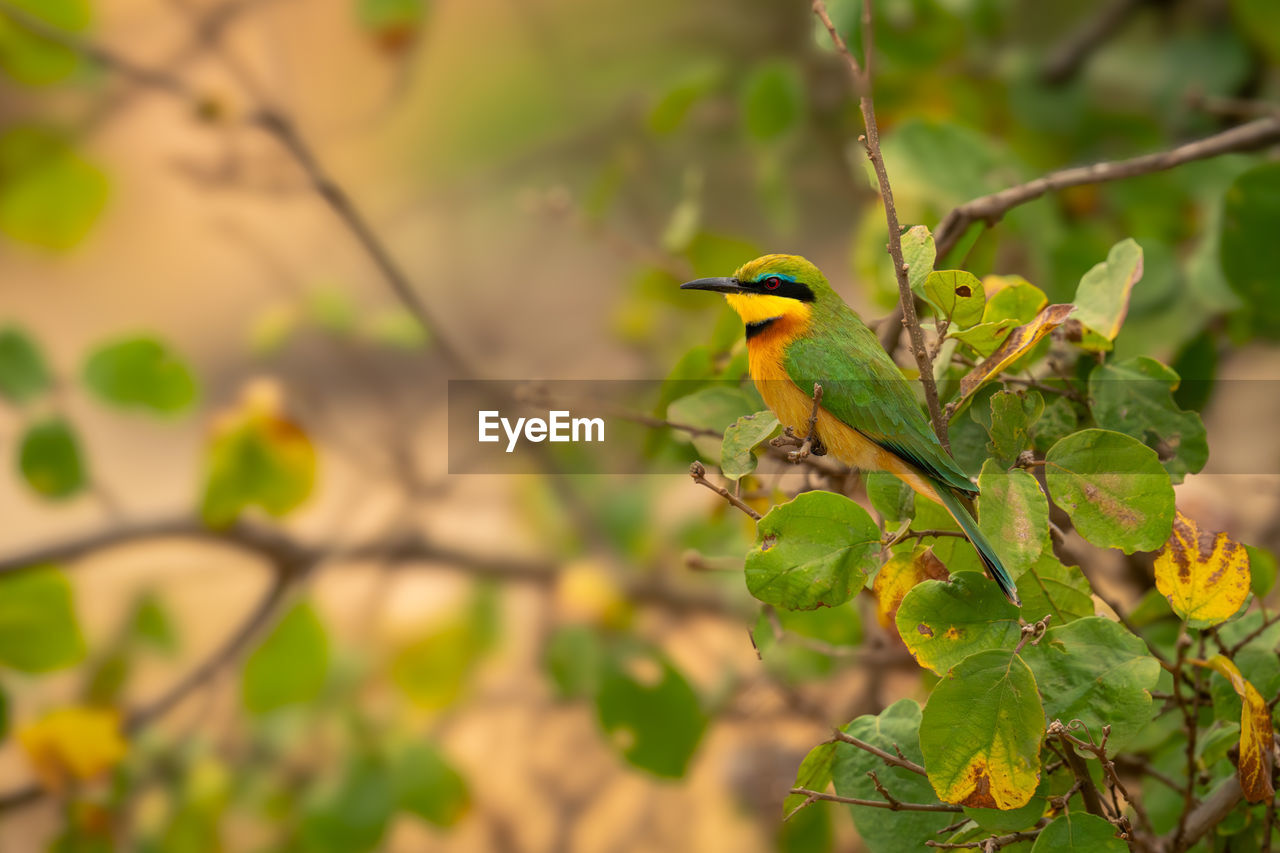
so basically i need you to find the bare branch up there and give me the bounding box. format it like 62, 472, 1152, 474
832, 729, 928, 776
788, 787, 961, 813
689, 461, 762, 521
933, 116, 1280, 259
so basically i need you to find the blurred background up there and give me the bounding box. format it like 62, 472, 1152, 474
1, 0, 1279, 850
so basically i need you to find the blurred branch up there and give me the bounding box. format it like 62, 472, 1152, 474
932, 116, 1280, 259
1040, 0, 1148, 85
1165, 777, 1244, 853
0, 0, 475, 378
811, 0, 949, 448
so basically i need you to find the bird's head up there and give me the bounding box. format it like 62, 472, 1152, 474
680, 254, 829, 326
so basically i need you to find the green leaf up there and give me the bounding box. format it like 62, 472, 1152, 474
977, 461, 1048, 577
83, 337, 198, 415
865, 470, 914, 524
949, 319, 1020, 357
360, 308, 429, 350
0, 125, 108, 250
1088, 356, 1207, 483
0, 0, 91, 85
0, 566, 85, 672
1072, 238, 1143, 343
964, 774, 1050, 833
200, 392, 316, 527
0, 685, 7, 740
981, 277, 1046, 325
667, 385, 762, 459
1231, 0, 1280, 62
391, 619, 478, 710
241, 600, 329, 713
300, 755, 394, 853
394, 742, 470, 828
924, 270, 985, 328
543, 624, 605, 700
920, 650, 1043, 809
18, 417, 86, 500
784, 741, 836, 816
1044, 429, 1175, 553
720, 410, 779, 480
746, 491, 882, 610
1030, 813, 1126, 852
896, 573, 1022, 676
0, 325, 50, 403
129, 591, 177, 653
1015, 553, 1094, 625
647, 64, 722, 136
1245, 544, 1276, 598
1022, 616, 1160, 751
981, 390, 1043, 469
1031, 397, 1080, 455
740, 60, 804, 143
595, 647, 707, 778
831, 699, 954, 853
1221, 162, 1280, 340
901, 226, 936, 297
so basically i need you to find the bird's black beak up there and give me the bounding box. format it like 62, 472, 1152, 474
680, 276, 745, 294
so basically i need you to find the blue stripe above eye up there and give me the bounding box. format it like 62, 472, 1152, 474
756, 273, 796, 283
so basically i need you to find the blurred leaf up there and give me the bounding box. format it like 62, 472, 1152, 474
18, 417, 86, 500
595, 647, 706, 778
661, 167, 702, 253
783, 741, 835, 816
129, 591, 177, 654
0, 125, 107, 249
720, 410, 779, 480
543, 624, 605, 700
0, 0, 91, 85
18, 707, 126, 793
83, 337, 198, 415
896, 573, 1021, 676
1231, 0, 1280, 63
361, 308, 429, 349
356, 0, 427, 53
1044, 429, 1174, 553
739, 60, 804, 143
1187, 655, 1275, 804
554, 560, 632, 630
924, 270, 984, 328
1245, 544, 1276, 598
1153, 511, 1250, 629
746, 491, 881, 610
1169, 328, 1217, 413
667, 385, 762, 459
1022, 617, 1160, 750
391, 619, 476, 711
394, 742, 470, 827
300, 754, 394, 853
878, 120, 1008, 214
307, 287, 357, 334
957, 304, 1074, 401
1015, 553, 1094, 626
1071, 239, 1143, 344
0, 687, 6, 740
920, 650, 1042, 809
1089, 356, 1207, 483
1030, 813, 1125, 852
200, 384, 317, 527
1221, 162, 1280, 340
647, 63, 721, 136
682, 232, 762, 279
241, 600, 329, 714
872, 547, 948, 633
777, 793, 831, 853
0, 566, 85, 672
864, 469, 914, 524
832, 699, 953, 853
0, 325, 50, 403
977, 461, 1048, 577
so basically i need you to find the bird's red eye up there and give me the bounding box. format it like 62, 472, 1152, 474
764, 276, 781, 290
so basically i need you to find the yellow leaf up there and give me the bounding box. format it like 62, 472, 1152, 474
555, 560, 633, 630
958, 303, 1075, 401
1189, 655, 1276, 804
873, 547, 948, 632
1154, 511, 1251, 627
18, 707, 127, 792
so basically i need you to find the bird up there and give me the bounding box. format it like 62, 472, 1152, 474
680, 253, 1020, 606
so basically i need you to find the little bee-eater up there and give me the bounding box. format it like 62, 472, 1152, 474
682, 254, 1020, 606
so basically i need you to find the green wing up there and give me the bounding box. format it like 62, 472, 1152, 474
782, 315, 975, 495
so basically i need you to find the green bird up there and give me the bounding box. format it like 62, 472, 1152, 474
681, 254, 1020, 606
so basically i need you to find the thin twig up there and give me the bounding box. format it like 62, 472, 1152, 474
811, 0, 948, 447
925, 827, 1044, 850
832, 729, 928, 776
788, 787, 960, 813
933, 116, 1280, 259
689, 462, 762, 521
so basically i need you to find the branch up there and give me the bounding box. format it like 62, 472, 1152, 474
689, 461, 762, 521
833, 729, 928, 776
1040, 0, 1146, 85
926, 827, 1044, 850
769, 383, 827, 462
1165, 777, 1244, 852
811, 0, 948, 448
933, 116, 1280, 259
788, 787, 961, 813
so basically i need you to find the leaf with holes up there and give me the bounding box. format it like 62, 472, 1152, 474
1022, 616, 1160, 750
924, 270, 984, 328
1154, 511, 1250, 628
896, 573, 1022, 676
920, 650, 1043, 809
1044, 429, 1174, 553
595, 646, 707, 778
1189, 655, 1275, 803
977, 461, 1048, 578
745, 491, 882, 610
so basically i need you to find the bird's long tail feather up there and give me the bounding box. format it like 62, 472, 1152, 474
932, 486, 1021, 607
